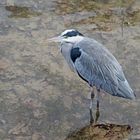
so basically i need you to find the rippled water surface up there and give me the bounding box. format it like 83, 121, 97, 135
0, 0, 140, 139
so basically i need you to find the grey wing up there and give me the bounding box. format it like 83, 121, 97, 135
74, 49, 118, 95
73, 39, 135, 99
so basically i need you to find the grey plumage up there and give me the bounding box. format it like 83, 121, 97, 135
49, 29, 136, 100
61, 37, 135, 100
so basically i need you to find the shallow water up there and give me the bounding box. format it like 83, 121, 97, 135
0, 0, 140, 139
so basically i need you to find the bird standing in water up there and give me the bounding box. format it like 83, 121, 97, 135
49, 29, 136, 123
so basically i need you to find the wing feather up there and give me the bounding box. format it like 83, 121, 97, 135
74, 49, 118, 95
72, 38, 135, 99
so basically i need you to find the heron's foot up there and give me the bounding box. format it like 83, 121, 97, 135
89, 109, 94, 124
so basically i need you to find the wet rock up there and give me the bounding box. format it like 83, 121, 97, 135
66, 123, 132, 140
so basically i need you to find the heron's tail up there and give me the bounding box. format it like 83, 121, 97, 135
117, 80, 136, 100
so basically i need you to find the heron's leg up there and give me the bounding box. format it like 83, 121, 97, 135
95, 88, 100, 123
89, 87, 94, 124
89, 109, 94, 124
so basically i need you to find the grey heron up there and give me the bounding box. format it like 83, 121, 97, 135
49, 29, 136, 123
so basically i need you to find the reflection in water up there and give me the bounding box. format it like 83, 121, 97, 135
66, 123, 132, 140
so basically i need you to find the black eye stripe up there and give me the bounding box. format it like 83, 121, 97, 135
63, 30, 83, 37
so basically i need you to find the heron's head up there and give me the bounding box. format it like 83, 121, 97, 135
48, 29, 84, 43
